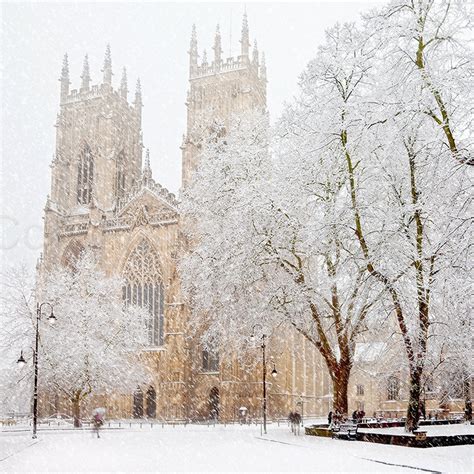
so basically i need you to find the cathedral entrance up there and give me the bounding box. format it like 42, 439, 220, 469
146, 386, 156, 418
209, 387, 219, 420
133, 388, 144, 418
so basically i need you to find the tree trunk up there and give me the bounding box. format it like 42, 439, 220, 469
405, 369, 422, 432
72, 396, 82, 428
332, 367, 350, 416
463, 375, 472, 422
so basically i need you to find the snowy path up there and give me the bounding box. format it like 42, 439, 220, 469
0, 425, 472, 472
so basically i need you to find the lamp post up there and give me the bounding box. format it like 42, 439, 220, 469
17, 302, 56, 439
251, 326, 277, 435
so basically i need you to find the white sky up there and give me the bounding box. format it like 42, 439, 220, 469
1, 1, 382, 269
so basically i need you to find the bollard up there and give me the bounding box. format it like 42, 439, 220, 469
140, 422, 142, 429
151, 423, 153, 429
119, 422, 121, 428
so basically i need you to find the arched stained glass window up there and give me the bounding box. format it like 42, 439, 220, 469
387, 375, 400, 401
122, 239, 164, 346
77, 143, 94, 204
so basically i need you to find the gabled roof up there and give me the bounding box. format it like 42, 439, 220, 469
117, 178, 178, 218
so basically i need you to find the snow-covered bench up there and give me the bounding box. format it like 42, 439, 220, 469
332, 422, 358, 440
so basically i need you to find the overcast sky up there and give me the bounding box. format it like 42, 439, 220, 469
1, 1, 382, 269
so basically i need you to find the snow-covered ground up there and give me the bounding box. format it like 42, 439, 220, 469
0, 424, 472, 472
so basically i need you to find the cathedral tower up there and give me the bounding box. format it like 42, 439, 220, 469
50, 46, 143, 214
181, 13, 267, 187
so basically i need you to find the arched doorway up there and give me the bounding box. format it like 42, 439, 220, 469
146, 386, 156, 418
133, 388, 144, 418
209, 387, 219, 420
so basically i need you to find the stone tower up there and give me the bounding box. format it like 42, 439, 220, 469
181, 13, 267, 187
43, 47, 143, 271
50, 47, 143, 213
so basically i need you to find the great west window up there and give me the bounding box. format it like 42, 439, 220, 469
123, 239, 164, 346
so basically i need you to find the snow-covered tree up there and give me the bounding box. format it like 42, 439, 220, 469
279, 4, 472, 432
365, 0, 473, 165
1, 251, 151, 427
0, 265, 36, 416
41, 250, 151, 426
180, 109, 385, 415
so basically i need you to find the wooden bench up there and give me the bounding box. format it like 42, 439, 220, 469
332, 422, 358, 440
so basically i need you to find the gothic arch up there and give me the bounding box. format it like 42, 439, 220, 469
61, 239, 85, 271
209, 387, 220, 420
77, 142, 94, 204
133, 387, 144, 418
122, 236, 164, 346
146, 386, 157, 418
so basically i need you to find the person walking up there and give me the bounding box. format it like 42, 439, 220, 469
92, 408, 105, 438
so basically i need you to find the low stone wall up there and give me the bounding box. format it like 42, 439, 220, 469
305, 425, 332, 437
357, 432, 474, 448
305, 421, 473, 448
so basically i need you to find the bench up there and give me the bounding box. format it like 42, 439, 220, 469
332, 422, 358, 440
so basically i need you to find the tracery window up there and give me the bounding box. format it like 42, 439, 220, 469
122, 239, 164, 346
202, 349, 219, 372
77, 143, 94, 204
387, 376, 400, 401
115, 150, 126, 199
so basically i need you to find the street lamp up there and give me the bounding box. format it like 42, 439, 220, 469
250, 325, 277, 435
17, 302, 56, 439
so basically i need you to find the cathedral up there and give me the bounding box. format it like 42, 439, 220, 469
37, 15, 454, 423
37, 15, 331, 422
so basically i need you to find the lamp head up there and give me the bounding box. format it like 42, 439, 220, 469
48, 310, 57, 326
271, 368, 278, 378
17, 351, 26, 368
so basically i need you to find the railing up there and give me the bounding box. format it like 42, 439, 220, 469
60, 222, 89, 236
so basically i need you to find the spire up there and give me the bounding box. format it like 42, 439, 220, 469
252, 40, 259, 66
241, 11, 250, 59
189, 24, 198, 76
80, 54, 91, 91
134, 79, 143, 126
59, 53, 70, 102
213, 24, 222, 70
120, 67, 128, 99
202, 49, 208, 66
260, 52, 267, 82
134, 78, 142, 106
143, 148, 152, 181
102, 44, 112, 86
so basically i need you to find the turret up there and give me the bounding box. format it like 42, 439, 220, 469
252, 40, 259, 67
240, 12, 250, 60
202, 49, 208, 67
80, 54, 91, 92
189, 24, 198, 77
120, 67, 128, 99
134, 78, 143, 126
260, 52, 267, 82
102, 44, 113, 87
143, 148, 152, 182
213, 25, 222, 71
59, 53, 70, 103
